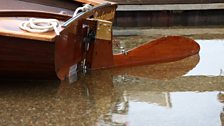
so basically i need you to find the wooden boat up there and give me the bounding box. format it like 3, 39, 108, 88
0, 0, 117, 79
0, 0, 199, 80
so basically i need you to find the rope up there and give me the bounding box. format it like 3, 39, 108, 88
73, 4, 93, 17
19, 4, 92, 35
19, 18, 60, 35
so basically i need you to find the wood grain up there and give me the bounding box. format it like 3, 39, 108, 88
0, 1, 117, 80
0, 11, 70, 42
55, 3, 117, 80
0, 35, 56, 79
0, 18, 59, 42
113, 36, 200, 67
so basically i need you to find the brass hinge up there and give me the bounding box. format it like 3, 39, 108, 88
86, 18, 112, 41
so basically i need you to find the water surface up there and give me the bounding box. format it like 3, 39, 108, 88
0, 38, 224, 126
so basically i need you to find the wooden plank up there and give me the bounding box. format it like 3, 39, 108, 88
1, 0, 73, 13
0, 17, 61, 42
0, 35, 56, 79
117, 3, 224, 11
19, 0, 80, 11
113, 9, 224, 27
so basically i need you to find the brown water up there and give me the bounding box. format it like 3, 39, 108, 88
0, 38, 224, 126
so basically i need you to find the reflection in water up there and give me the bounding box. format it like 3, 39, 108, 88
127, 92, 222, 126
95, 40, 224, 126
186, 40, 224, 76
111, 54, 199, 80
0, 40, 224, 125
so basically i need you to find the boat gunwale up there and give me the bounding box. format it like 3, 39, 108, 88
0, 2, 117, 42
0, 11, 71, 42
62, 2, 117, 28
0, 10, 71, 20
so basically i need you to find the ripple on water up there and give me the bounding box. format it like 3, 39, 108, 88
1, 39, 224, 126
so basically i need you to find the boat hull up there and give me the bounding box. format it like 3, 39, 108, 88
0, 2, 117, 80
0, 36, 57, 79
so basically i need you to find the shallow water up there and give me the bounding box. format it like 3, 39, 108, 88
186, 40, 224, 76
1, 38, 224, 126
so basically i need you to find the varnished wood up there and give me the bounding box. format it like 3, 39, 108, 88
1, 0, 74, 15
87, 39, 114, 69
113, 36, 200, 67
0, 11, 70, 20
0, 11, 71, 41
62, 3, 116, 28
0, 17, 60, 42
0, 1, 117, 80
0, 36, 56, 79
86, 36, 200, 70
55, 3, 117, 80
19, 0, 81, 10
0, 1, 201, 80
0, 3, 117, 42
55, 24, 85, 80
